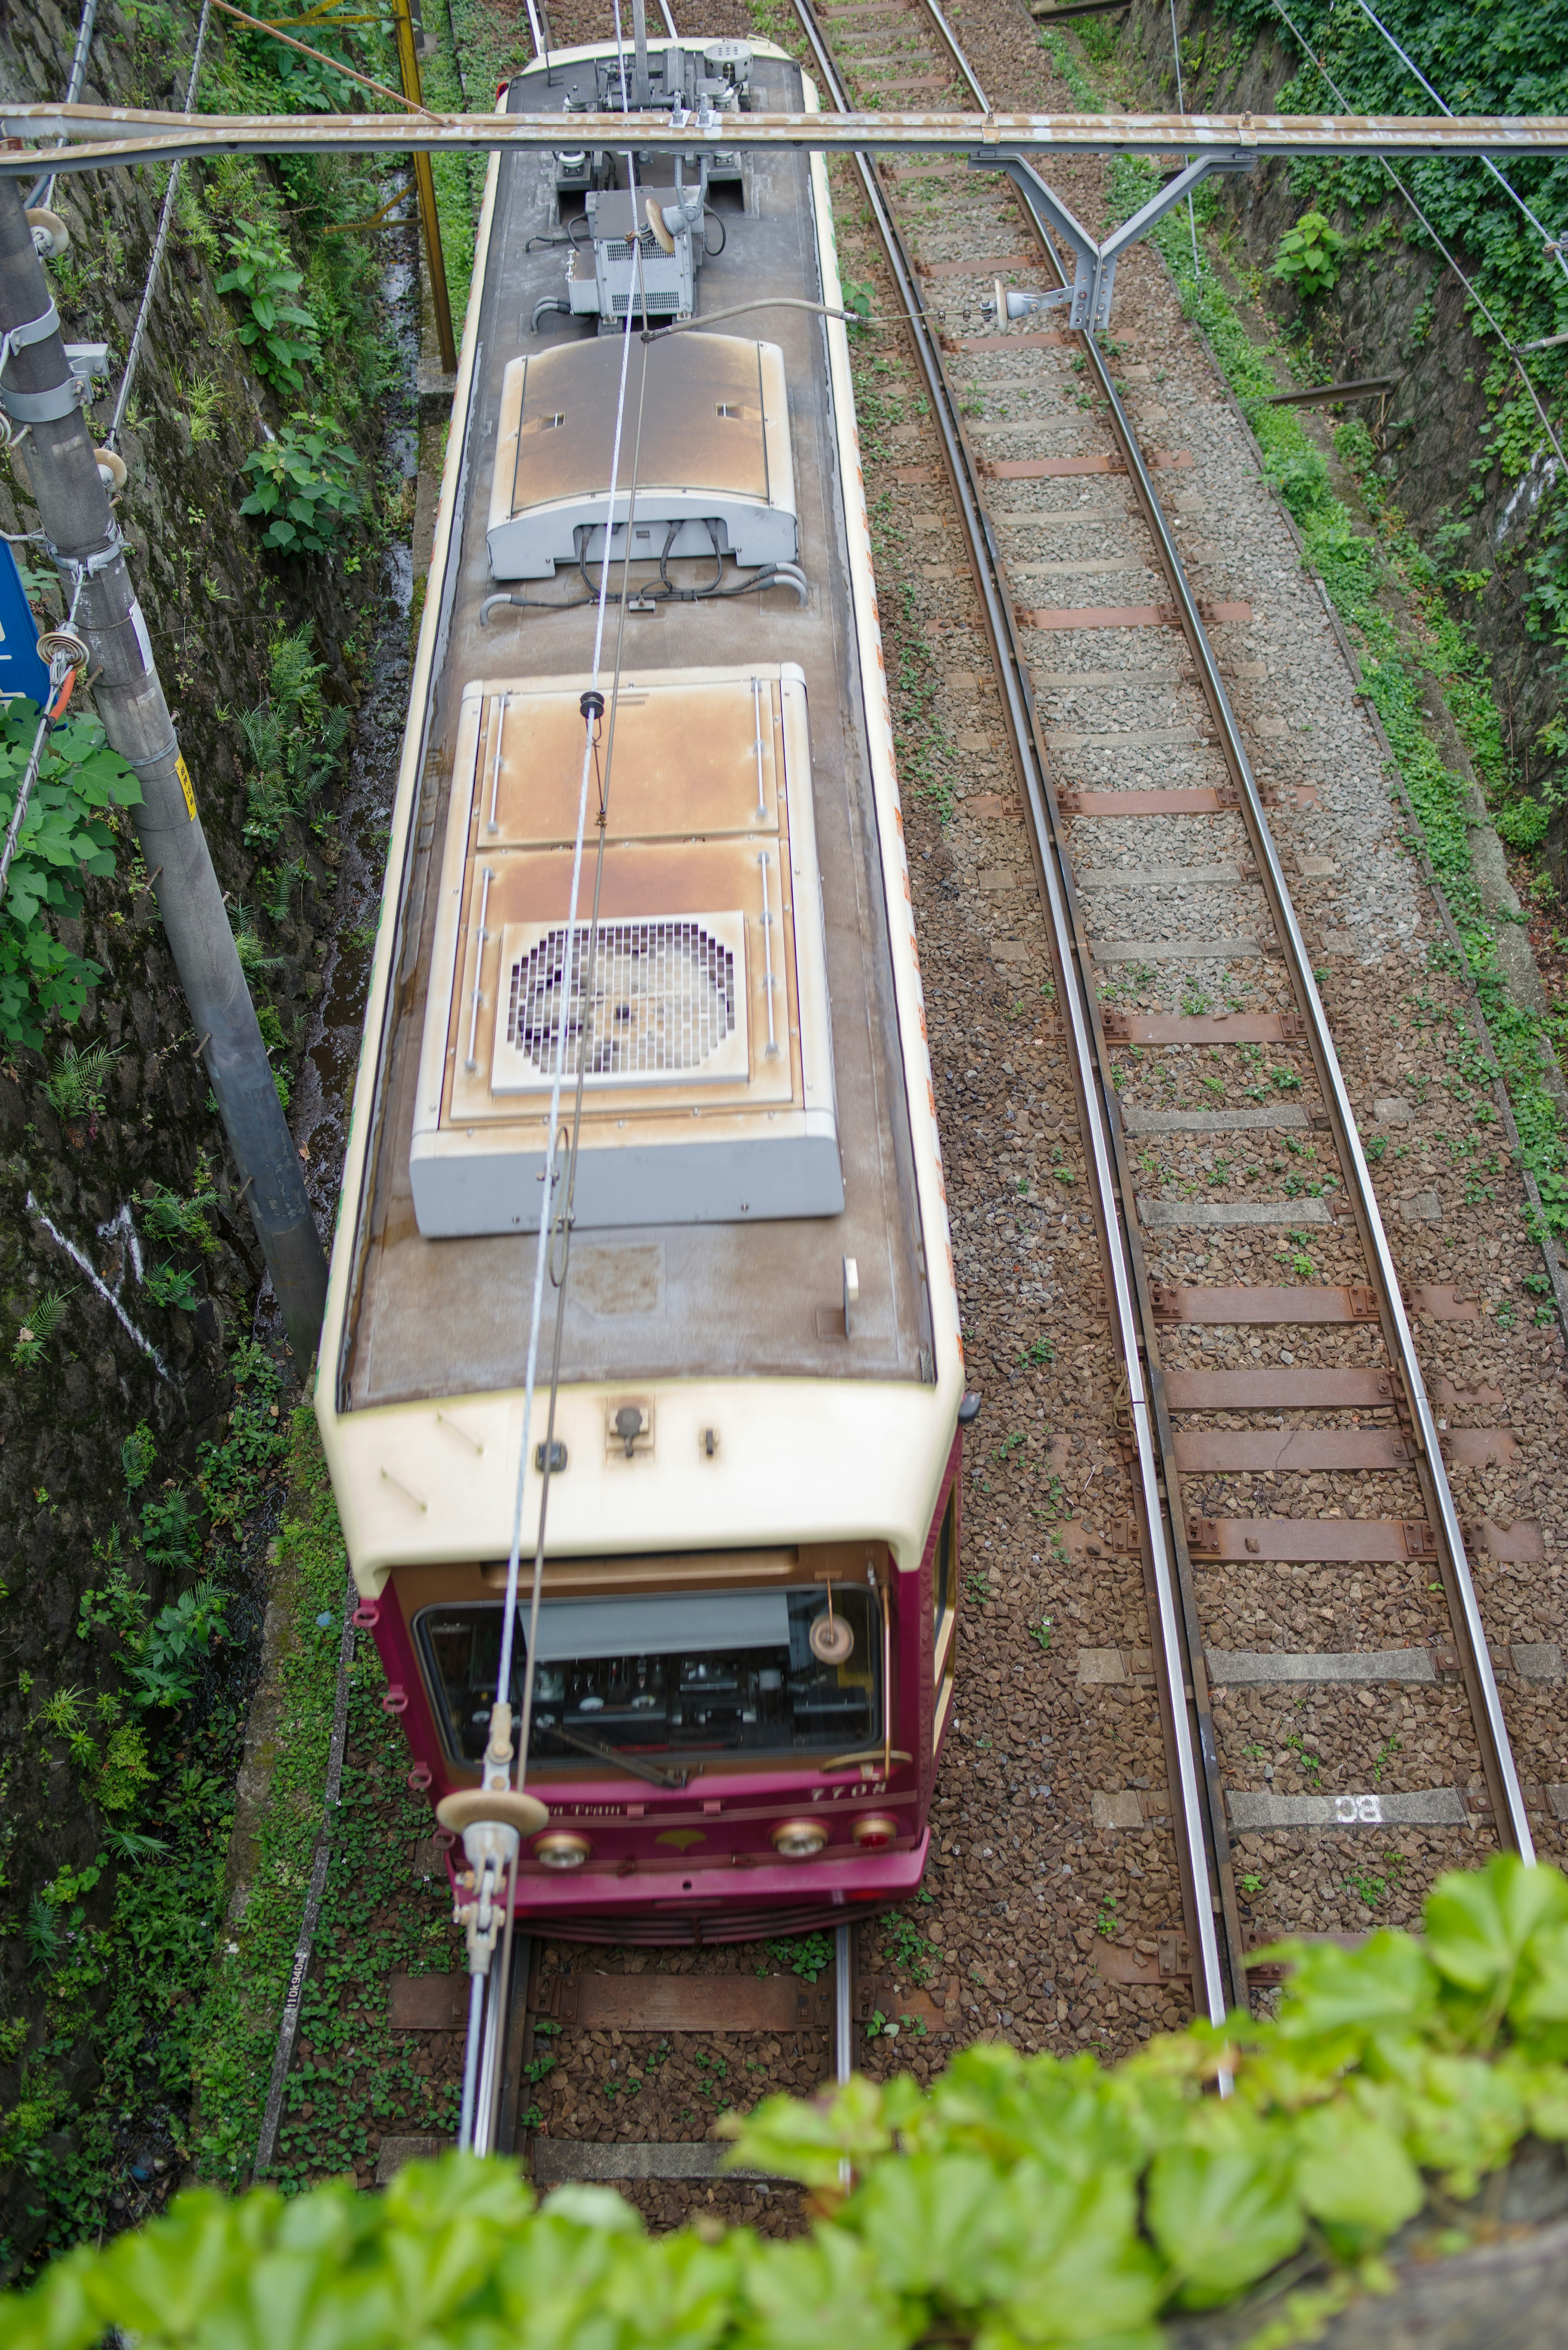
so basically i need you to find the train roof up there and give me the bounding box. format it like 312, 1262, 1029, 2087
331, 42, 941, 1416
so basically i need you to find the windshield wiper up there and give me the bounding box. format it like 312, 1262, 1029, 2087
536, 1720, 690, 1789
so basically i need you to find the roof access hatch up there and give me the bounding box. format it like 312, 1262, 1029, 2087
410, 664, 842, 1236
486, 333, 798, 579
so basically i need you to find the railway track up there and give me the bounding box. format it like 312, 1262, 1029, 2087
788, 0, 1546, 2021
271, 1, 1568, 2207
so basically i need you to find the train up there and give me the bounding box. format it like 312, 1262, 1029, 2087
314, 30, 966, 1943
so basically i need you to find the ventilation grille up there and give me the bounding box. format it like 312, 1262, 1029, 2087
602, 230, 664, 265
611, 289, 682, 314
499, 916, 746, 1089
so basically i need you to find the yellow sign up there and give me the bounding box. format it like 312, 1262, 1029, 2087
176, 752, 197, 821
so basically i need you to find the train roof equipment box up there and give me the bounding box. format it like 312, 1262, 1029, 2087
487, 333, 798, 582
409, 664, 842, 1237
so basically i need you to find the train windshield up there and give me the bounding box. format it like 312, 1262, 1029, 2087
415, 1586, 881, 1768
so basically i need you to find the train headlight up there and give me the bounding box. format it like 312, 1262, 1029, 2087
850, 1814, 899, 1849
771, 1819, 829, 1859
533, 1830, 591, 1871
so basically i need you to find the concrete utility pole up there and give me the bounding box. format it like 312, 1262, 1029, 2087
0, 182, 328, 1355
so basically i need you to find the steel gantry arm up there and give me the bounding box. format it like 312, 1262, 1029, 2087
983, 150, 1254, 330
5, 104, 1568, 177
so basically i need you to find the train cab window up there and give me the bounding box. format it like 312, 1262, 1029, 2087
415, 1585, 882, 1770
930, 1493, 955, 1639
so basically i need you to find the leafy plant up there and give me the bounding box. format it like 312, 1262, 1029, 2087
1271, 209, 1348, 299
184, 373, 224, 445
880, 1910, 939, 1988
0, 705, 141, 1050
140, 1489, 198, 1575
120, 1423, 156, 1492
765, 1930, 835, 1983
239, 421, 363, 557
229, 903, 282, 979
94, 1721, 154, 1813
18, 1858, 1568, 2346
143, 1262, 200, 1313
42, 1039, 120, 1120
198, 1341, 287, 1530
238, 626, 350, 846
140, 1174, 218, 1255
215, 228, 321, 392
12, 1286, 71, 1369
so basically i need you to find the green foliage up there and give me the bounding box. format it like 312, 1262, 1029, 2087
1494, 794, 1552, 848
238, 627, 351, 849
0, 706, 140, 1049
94, 1722, 154, 1813
1036, 24, 1104, 109
143, 1262, 200, 1312
12, 1860, 1568, 2346
766, 1930, 836, 1983
880, 1910, 940, 1988
215, 227, 322, 392
198, 1342, 287, 1531
42, 1040, 119, 1120
1270, 210, 1347, 298
239, 420, 363, 558
11, 1286, 71, 1370
120, 1423, 156, 1492
141, 1173, 218, 1256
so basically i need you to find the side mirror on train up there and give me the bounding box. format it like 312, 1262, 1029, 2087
958, 1391, 982, 1425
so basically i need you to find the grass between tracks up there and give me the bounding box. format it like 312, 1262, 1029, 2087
1100, 153, 1568, 1240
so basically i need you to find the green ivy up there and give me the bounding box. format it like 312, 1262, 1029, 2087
9, 1857, 1568, 2348
0, 704, 141, 1050
1212, 0, 1568, 640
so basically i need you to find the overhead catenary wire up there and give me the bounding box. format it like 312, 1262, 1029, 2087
106, 0, 212, 454
458, 1, 649, 2163
26, 0, 99, 212
1166, 0, 1200, 277
1271, 0, 1567, 470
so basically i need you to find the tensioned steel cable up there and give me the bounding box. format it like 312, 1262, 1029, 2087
460, 7, 652, 2155
106, 0, 212, 454
1270, 0, 1566, 469
1166, 0, 1200, 276
26, 0, 99, 213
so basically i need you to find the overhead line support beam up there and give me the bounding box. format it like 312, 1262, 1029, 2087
6, 105, 1568, 173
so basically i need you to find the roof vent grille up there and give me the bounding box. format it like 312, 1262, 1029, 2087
497, 914, 746, 1091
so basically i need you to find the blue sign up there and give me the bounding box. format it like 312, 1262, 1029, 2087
0, 542, 51, 711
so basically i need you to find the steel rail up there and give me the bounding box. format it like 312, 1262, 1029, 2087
1054, 319, 1535, 1861
791, 0, 1235, 2027
7, 103, 1568, 174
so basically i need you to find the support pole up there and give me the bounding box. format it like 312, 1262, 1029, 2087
389, 0, 458, 375
632, 0, 650, 111
0, 182, 328, 1354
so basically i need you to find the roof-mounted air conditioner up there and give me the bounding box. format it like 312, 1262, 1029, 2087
486, 332, 797, 579
410, 664, 841, 1236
